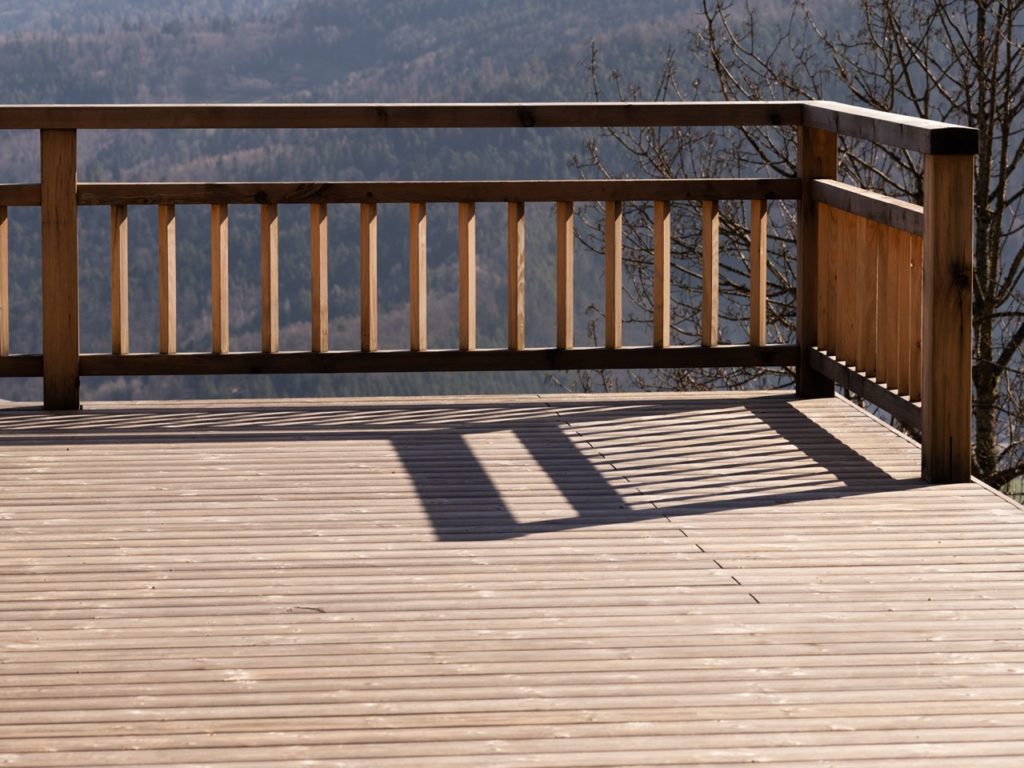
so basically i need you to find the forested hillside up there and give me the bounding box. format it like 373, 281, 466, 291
0, 0, 715, 400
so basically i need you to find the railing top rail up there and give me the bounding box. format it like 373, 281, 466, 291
0, 100, 979, 154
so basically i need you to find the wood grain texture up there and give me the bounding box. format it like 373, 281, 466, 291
896, 227, 912, 396
749, 199, 768, 347
40, 129, 79, 410
810, 179, 923, 236
410, 203, 427, 352
311, 203, 329, 353
261, 204, 279, 354
556, 201, 573, 350
359, 203, 377, 354
158, 205, 177, 355
909, 233, 923, 402
803, 100, 978, 155
459, 202, 476, 352
701, 201, 720, 348
0, 206, 7, 356
604, 201, 622, 350
0, 392, 1018, 768
652, 201, 671, 348
922, 155, 973, 482
0, 183, 40, 206
110, 205, 129, 355
507, 201, 525, 351
210, 204, 229, 354
855, 216, 878, 378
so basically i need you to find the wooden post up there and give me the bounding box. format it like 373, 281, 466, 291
604, 200, 622, 349
312, 202, 329, 352
507, 201, 525, 351
41, 129, 79, 410
210, 203, 229, 354
556, 201, 573, 350
653, 200, 671, 348
922, 154, 973, 483
0, 206, 8, 357
261, 203, 279, 353
110, 205, 129, 355
701, 200, 719, 347
158, 204, 176, 354
360, 202, 377, 353
796, 126, 837, 397
749, 199, 767, 347
459, 202, 476, 351
410, 202, 427, 352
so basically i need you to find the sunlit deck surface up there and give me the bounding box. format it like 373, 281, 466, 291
1, 392, 1023, 767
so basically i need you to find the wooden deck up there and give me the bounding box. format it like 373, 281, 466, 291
1, 392, 1023, 766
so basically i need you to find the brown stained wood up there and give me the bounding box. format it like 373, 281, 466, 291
701, 200, 720, 348
158, 205, 176, 355
604, 201, 622, 350
803, 100, 978, 155
0, 354, 41, 376
459, 202, 476, 352
749, 199, 768, 347
78, 178, 802, 206
311, 203, 329, 353
855, 217, 878, 378
0, 183, 40, 206
909, 233, 923, 402
0, 206, 7, 356
360, 202, 378, 353
653, 201, 671, 348
210, 203, 229, 354
922, 156, 973, 482
556, 201, 574, 350
810, 179, 923, 236
896, 227, 912, 396
260, 204, 279, 354
835, 209, 856, 366
815, 204, 832, 353
109, 205, 129, 355
881, 225, 901, 390
40, 129, 79, 410
410, 203, 427, 352
507, 201, 525, 351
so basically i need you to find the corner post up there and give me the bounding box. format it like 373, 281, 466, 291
40, 129, 80, 410
796, 126, 837, 397
922, 154, 973, 483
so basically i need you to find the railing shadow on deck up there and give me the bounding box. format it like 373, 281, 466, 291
0, 397, 920, 541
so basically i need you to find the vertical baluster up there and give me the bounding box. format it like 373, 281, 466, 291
158, 204, 176, 354
749, 198, 767, 347
0, 206, 9, 356
702, 200, 719, 347
556, 201, 573, 350
261, 203, 279, 353
210, 203, 229, 354
856, 218, 879, 377
909, 232, 923, 402
311, 202, 329, 353
817, 203, 835, 354
507, 201, 525, 351
459, 202, 476, 352
838, 210, 856, 364
604, 200, 622, 350
653, 200, 671, 348
110, 205, 129, 355
875, 227, 892, 388
410, 202, 427, 352
360, 202, 377, 353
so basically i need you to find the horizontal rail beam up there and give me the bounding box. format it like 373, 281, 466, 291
807, 347, 922, 431
0, 354, 43, 377
811, 179, 923, 235
78, 345, 799, 377
76, 178, 802, 206
0, 184, 41, 206
0, 102, 805, 130
803, 101, 977, 155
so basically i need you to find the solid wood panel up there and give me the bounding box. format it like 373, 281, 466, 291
556, 201, 574, 350
210, 203, 229, 354
507, 201, 525, 351
749, 199, 768, 346
604, 200, 622, 350
0, 205, 7, 356
855, 217, 878, 377
40, 129, 79, 410
810, 179, 923, 236
260, 204, 279, 354
409, 202, 427, 352
310, 202, 329, 353
459, 202, 476, 352
653, 200, 671, 348
78, 178, 803, 206
909, 233, 923, 402
109, 204, 129, 355
896, 227, 912, 396
158, 204, 176, 355
701, 200, 720, 348
922, 156, 973, 482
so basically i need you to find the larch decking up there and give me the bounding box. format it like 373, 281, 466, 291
1, 392, 1023, 767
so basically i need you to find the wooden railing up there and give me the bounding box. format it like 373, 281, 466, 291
0, 102, 976, 481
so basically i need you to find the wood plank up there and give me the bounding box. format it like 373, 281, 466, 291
459, 202, 476, 352
507, 201, 525, 351
40, 128, 79, 410
556, 201, 573, 350
311, 202, 329, 353
109, 204, 129, 355
158, 204, 176, 355
0, 182, 40, 206
0, 205, 7, 356
882, 223, 901, 389
804, 100, 978, 155
260, 204, 279, 354
359, 202, 378, 353
896, 226, 912, 395
701, 200, 720, 348
210, 203, 229, 354
806, 348, 921, 430
855, 217, 878, 377
815, 203, 834, 354
409, 202, 427, 352
836, 209, 856, 365
810, 179, 923, 236
653, 200, 671, 348
77, 345, 800, 377
922, 155, 973, 482
77, 178, 803, 206
909, 232, 923, 402
749, 199, 768, 346
604, 200, 622, 350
